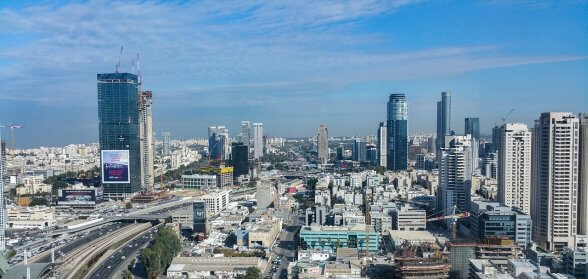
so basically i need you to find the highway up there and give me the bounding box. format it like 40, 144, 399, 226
32, 222, 129, 263
87, 226, 158, 279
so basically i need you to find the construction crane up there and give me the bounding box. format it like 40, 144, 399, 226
115, 46, 123, 73
501, 109, 514, 123
426, 205, 470, 240
0, 123, 25, 158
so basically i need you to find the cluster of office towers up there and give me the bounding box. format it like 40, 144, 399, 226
374, 91, 588, 252
208, 121, 264, 161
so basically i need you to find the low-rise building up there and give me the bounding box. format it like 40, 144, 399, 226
392, 205, 426, 231
299, 224, 379, 254
201, 190, 231, 215
166, 256, 268, 278
7, 206, 55, 229
181, 174, 217, 189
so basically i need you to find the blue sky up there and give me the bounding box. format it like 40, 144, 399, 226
0, 0, 587, 147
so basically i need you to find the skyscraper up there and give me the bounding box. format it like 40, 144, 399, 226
0, 128, 5, 251
231, 142, 249, 179
352, 139, 367, 162
465, 117, 480, 140
497, 123, 532, 215
139, 91, 154, 191
208, 126, 229, 161
317, 124, 329, 164
532, 112, 580, 251
436, 91, 452, 151
162, 132, 171, 156
241, 121, 251, 150
437, 135, 475, 213
253, 123, 264, 159
97, 72, 141, 198
387, 93, 408, 170
577, 113, 588, 235
377, 122, 387, 168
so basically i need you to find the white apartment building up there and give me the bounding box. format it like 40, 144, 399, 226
392, 205, 426, 231
498, 123, 532, 215
201, 190, 231, 215
317, 124, 329, 164
532, 112, 580, 251
253, 123, 263, 159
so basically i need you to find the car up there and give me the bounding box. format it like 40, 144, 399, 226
107, 266, 111, 269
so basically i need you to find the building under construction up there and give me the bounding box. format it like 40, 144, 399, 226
394, 243, 451, 278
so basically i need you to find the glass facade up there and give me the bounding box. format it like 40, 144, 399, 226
231, 142, 249, 178
97, 73, 141, 197
387, 93, 408, 170
465, 117, 480, 140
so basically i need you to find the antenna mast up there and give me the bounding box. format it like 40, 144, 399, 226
137, 53, 142, 85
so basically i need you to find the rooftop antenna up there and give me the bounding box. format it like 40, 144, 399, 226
137, 53, 142, 85
115, 46, 124, 73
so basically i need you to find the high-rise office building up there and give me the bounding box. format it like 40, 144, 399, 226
387, 93, 408, 170
336, 145, 344, 161
436, 91, 452, 151
162, 132, 171, 156
241, 121, 251, 150
497, 123, 532, 215
139, 91, 154, 191
231, 142, 249, 179
352, 139, 367, 163
97, 72, 141, 198
253, 123, 263, 159
577, 113, 588, 235
317, 124, 329, 164
0, 129, 5, 251
532, 112, 580, 251
208, 126, 229, 161
491, 125, 501, 153
437, 135, 475, 213
377, 122, 387, 168
465, 117, 480, 140
482, 152, 498, 179
0, 140, 6, 183
193, 200, 207, 236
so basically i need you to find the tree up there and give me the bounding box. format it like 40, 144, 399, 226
141, 227, 181, 279
244, 266, 261, 279
224, 232, 237, 247
122, 270, 133, 279
30, 197, 48, 206
126, 202, 133, 209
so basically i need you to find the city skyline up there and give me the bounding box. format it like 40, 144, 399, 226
0, 1, 587, 148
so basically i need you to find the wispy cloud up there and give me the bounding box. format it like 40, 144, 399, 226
0, 0, 583, 106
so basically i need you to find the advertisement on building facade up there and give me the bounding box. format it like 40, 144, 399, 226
101, 150, 130, 183
58, 189, 97, 205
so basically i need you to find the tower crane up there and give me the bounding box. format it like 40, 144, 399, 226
426, 205, 470, 240
501, 109, 514, 123
0, 123, 25, 158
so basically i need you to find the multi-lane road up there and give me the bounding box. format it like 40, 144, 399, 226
33, 222, 129, 263
268, 212, 303, 279
88, 226, 158, 279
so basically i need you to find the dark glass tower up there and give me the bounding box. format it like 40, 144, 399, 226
465, 117, 480, 140
387, 94, 408, 170
97, 73, 141, 198
193, 200, 207, 236
231, 142, 249, 178
436, 91, 452, 150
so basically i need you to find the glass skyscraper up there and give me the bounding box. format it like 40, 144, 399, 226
465, 117, 480, 140
387, 93, 408, 170
97, 73, 141, 198
437, 91, 452, 150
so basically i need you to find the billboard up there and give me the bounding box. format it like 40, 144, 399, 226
101, 150, 130, 183
58, 189, 97, 206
